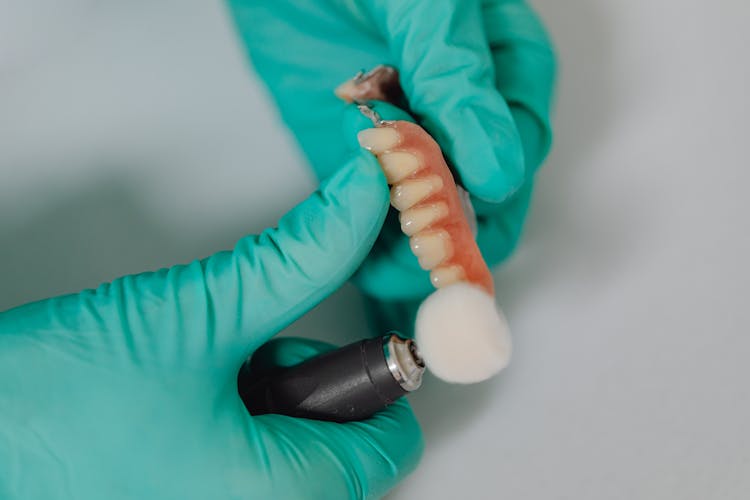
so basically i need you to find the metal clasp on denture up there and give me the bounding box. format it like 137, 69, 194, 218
357, 103, 385, 127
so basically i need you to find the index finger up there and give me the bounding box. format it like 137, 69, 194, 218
368, 0, 526, 203
484, 0, 557, 173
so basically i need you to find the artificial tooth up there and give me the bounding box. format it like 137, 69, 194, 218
399, 202, 449, 236
334, 81, 358, 103
379, 152, 421, 183
390, 175, 443, 211
430, 265, 465, 288
357, 128, 402, 155
410, 230, 452, 270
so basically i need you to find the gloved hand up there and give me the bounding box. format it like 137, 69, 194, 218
227, 0, 557, 323
0, 153, 422, 500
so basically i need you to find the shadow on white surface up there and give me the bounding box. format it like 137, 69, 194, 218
390, 0, 624, 498
418, 0, 621, 454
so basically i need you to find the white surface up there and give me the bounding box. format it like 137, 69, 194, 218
416, 283, 511, 383
1, 1, 749, 499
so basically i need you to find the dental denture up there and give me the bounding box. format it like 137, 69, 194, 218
337, 66, 511, 383
356, 119, 494, 295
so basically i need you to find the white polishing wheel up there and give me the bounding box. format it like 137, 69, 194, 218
415, 283, 512, 384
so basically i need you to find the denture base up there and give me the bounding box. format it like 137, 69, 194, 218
358, 122, 494, 295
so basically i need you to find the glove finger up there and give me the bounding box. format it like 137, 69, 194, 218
471, 105, 542, 219
3, 152, 390, 372
191, 151, 390, 362
369, 0, 525, 202
476, 182, 534, 267
226, 0, 392, 179
484, 0, 557, 173
253, 397, 422, 499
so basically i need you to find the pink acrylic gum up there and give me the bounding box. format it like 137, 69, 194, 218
357, 120, 495, 296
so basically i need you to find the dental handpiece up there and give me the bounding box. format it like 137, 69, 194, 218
238, 334, 425, 423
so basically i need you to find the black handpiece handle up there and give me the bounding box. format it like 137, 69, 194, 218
238, 335, 424, 423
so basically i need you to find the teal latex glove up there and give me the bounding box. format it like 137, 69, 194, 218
0, 153, 422, 500
228, 0, 557, 318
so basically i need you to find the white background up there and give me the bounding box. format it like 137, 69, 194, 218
1, 1, 749, 499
